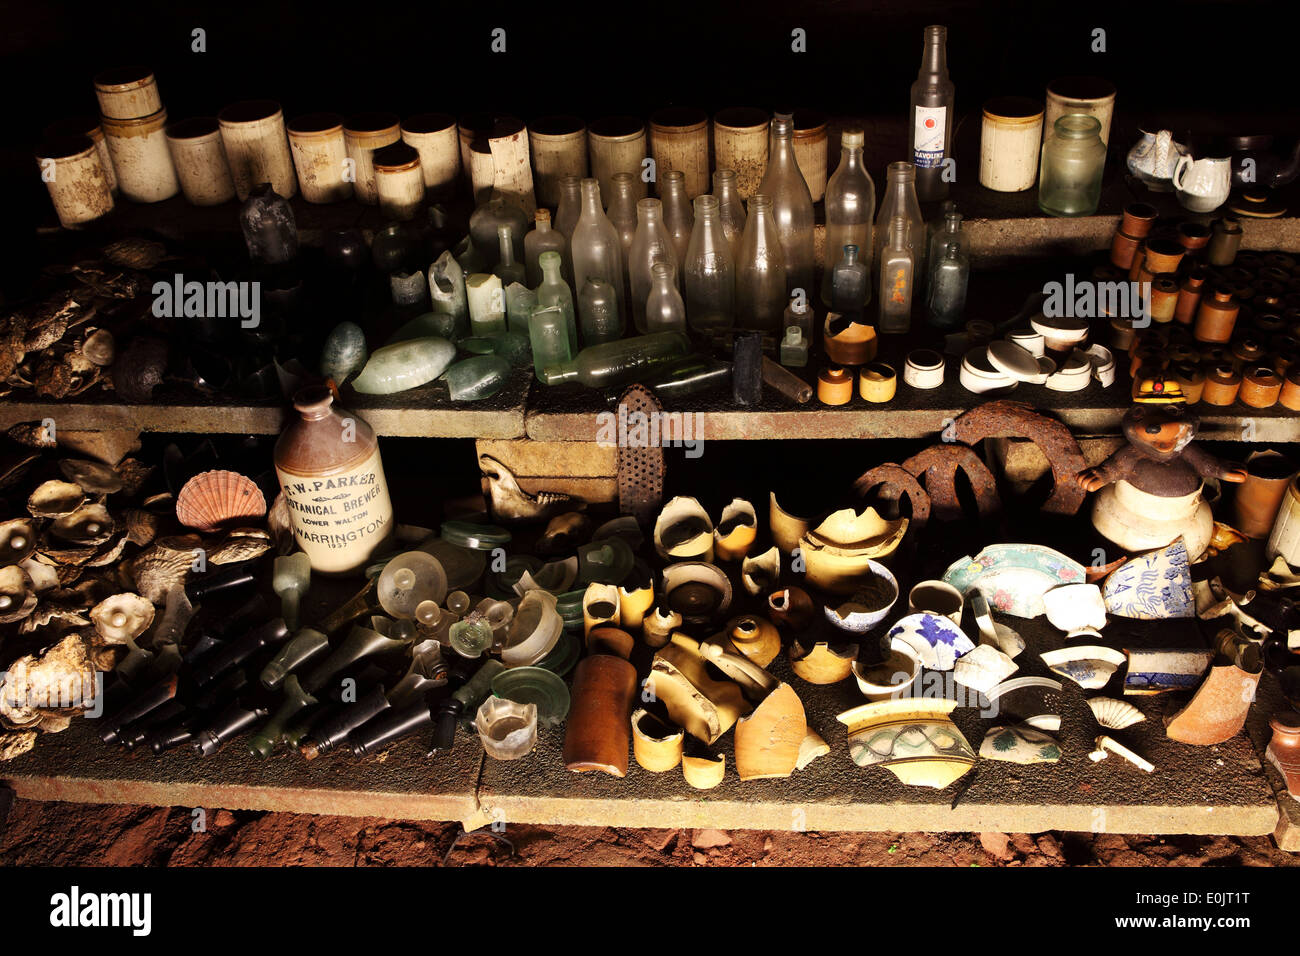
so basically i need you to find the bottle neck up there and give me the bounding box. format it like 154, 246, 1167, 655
541, 258, 561, 282
918, 26, 948, 78
638, 199, 662, 225
498, 231, 514, 264
839, 144, 864, 173
889, 219, 909, 251
581, 181, 603, 217
769, 118, 795, 165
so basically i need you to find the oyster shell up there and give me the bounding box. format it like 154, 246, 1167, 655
0, 517, 37, 564
50, 502, 115, 545
90, 592, 155, 644
80, 328, 115, 366
207, 527, 272, 565
0, 564, 38, 623
27, 479, 86, 517
123, 509, 161, 547
6, 421, 57, 449
111, 336, 168, 404
128, 536, 201, 603
59, 458, 123, 494
0, 634, 96, 727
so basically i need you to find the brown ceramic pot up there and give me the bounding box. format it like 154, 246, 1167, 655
1119, 201, 1157, 238
562, 653, 637, 775
1170, 362, 1206, 403
1268, 712, 1300, 798
1281, 366, 1300, 411
1239, 366, 1283, 409
1176, 221, 1212, 252
1149, 275, 1180, 323
1232, 450, 1297, 537
1165, 663, 1259, 745
1193, 290, 1240, 343
817, 365, 855, 405
1175, 270, 1207, 325
1109, 230, 1142, 270
1200, 364, 1241, 405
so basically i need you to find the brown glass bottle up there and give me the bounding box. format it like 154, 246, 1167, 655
274, 385, 394, 575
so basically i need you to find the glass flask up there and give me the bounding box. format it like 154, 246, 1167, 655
570, 178, 627, 321
469, 198, 527, 268
1038, 114, 1106, 217
830, 244, 869, 314
712, 169, 747, 261
494, 224, 526, 286
536, 250, 577, 352
645, 260, 687, 332
927, 239, 969, 329
878, 215, 915, 333
757, 113, 815, 298
683, 194, 735, 332
524, 209, 566, 288
606, 171, 640, 297
873, 162, 926, 296
821, 128, 875, 306
660, 170, 694, 270
735, 194, 787, 331
628, 197, 677, 334
537, 331, 691, 387
909, 25, 955, 202
579, 277, 623, 345
529, 304, 573, 383
553, 175, 582, 278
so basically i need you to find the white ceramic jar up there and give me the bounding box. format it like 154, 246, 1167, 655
287, 112, 352, 204
218, 100, 297, 200
165, 117, 236, 206
980, 97, 1043, 192
102, 108, 179, 203
344, 112, 401, 205
401, 112, 460, 194
93, 65, 162, 120
36, 135, 115, 227
373, 142, 425, 221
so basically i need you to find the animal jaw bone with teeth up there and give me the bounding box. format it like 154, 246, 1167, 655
478, 455, 582, 522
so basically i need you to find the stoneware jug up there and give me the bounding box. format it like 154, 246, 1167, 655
1126, 129, 1188, 190
1173, 154, 1232, 213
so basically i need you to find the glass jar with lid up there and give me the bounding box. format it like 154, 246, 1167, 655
1038, 113, 1106, 217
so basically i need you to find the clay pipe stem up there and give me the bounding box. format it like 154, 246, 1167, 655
761, 357, 813, 404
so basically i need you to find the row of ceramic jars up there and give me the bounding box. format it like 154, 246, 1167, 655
1127, 322, 1300, 410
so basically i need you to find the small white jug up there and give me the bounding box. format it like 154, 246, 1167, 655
1173, 155, 1231, 213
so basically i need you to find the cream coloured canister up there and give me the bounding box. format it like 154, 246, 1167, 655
102, 108, 180, 203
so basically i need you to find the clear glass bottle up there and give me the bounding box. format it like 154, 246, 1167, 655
505, 282, 538, 336
821, 128, 875, 307
645, 260, 687, 333
536, 250, 577, 353
878, 216, 915, 333
628, 197, 677, 334
529, 304, 573, 384
606, 171, 639, 300
554, 175, 582, 278
909, 24, 955, 203
469, 199, 527, 269
712, 169, 747, 261
570, 178, 626, 320
735, 194, 787, 332
1038, 114, 1107, 217
926, 207, 966, 292
579, 277, 623, 345
524, 209, 566, 288
780, 326, 808, 367
873, 162, 926, 296
757, 114, 815, 298
683, 194, 735, 332
538, 331, 691, 387
660, 170, 694, 270
927, 239, 969, 329
494, 224, 526, 287
830, 244, 869, 314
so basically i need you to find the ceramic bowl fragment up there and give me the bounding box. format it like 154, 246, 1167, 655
943, 543, 1087, 618
800, 507, 908, 595
682, 752, 726, 789
1040, 645, 1127, 690
649, 635, 751, 744
713, 497, 757, 561
796, 728, 830, 770
632, 709, 684, 772
722, 614, 781, 668
952, 643, 1018, 695
984, 676, 1064, 731
654, 496, 714, 562
769, 491, 817, 554
789, 640, 857, 684
1102, 538, 1194, 619
823, 559, 898, 633
886, 612, 974, 671
851, 638, 921, 700
1042, 582, 1107, 639
767, 586, 817, 629
661, 561, 732, 623
979, 723, 1061, 764
734, 683, 806, 781
741, 546, 780, 596
837, 697, 976, 789
1122, 647, 1214, 695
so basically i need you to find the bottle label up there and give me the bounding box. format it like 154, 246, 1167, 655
276, 447, 393, 574
913, 106, 948, 168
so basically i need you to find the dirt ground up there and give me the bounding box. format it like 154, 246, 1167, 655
0, 798, 1295, 866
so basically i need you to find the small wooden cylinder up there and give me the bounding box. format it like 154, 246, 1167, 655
793, 111, 828, 202
44, 117, 118, 194
101, 108, 179, 203
562, 654, 636, 776
979, 96, 1043, 191
712, 107, 769, 199
165, 117, 236, 206
218, 100, 297, 200
649, 107, 709, 200
1044, 75, 1116, 147
36, 135, 114, 228
468, 116, 536, 216
588, 115, 647, 205
529, 114, 588, 208
343, 112, 401, 205
401, 112, 459, 194
287, 112, 351, 204
93, 65, 162, 120
373, 142, 425, 221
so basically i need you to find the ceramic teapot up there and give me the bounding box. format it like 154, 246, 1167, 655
1173, 154, 1232, 213
1126, 129, 1189, 190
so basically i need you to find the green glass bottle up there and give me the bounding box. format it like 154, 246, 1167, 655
535, 250, 577, 353
529, 304, 573, 384
539, 331, 690, 387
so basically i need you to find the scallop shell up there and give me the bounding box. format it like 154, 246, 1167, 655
1087, 697, 1146, 730
103, 237, 166, 269
0, 518, 37, 564
59, 458, 123, 494
207, 527, 272, 565
90, 593, 155, 644
0, 565, 38, 623
27, 479, 87, 518
51, 502, 115, 546
175, 470, 267, 532
123, 509, 160, 547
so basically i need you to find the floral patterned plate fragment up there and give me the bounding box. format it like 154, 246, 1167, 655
887, 612, 975, 671
1101, 537, 1194, 620
979, 723, 1061, 764
943, 544, 1086, 618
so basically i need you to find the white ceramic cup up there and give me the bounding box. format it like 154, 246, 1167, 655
908, 580, 964, 624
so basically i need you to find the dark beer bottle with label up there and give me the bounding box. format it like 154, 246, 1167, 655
908, 25, 955, 202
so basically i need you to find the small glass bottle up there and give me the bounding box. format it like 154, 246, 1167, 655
926, 206, 965, 292
1038, 114, 1107, 217
821, 128, 875, 307
605, 171, 639, 298
628, 197, 677, 334
493, 224, 525, 287
736, 194, 787, 332
579, 277, 623, 345
645, 260, 687, 333
529, 304, 573, 384
536, 250, 577, 353
659, 170, 694, 270
524, 209, 566, 288
927, 240, 969, 329
757, 113, 815, 298
505, 282, 538, 336
538, 331, 691, 387
873, 162, 926, 296
909, 25, 955, 202
878, 216, 915, 334
683, 194, 735, 332
712, 169, 747, 261
831, 244, 869, 314
780, 326, 809, 367
554, 175, 582, 278
570, 178, 626, 320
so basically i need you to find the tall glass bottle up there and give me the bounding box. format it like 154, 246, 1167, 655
908, 24, 955, 203
494, 225, 525, 287
927, 239, 969, 329
873, 162, 926, 296
830, 245, 868, 314
878, 216, 915, 334
683, 194, 735, 332
926, 208, 966, 292
554, 175, 582, 279
524, 209, 566, 288
712, 169, 747, 260
579, 277, 623, 345
570, 178, 626, 320
757, 114, 815, 298
736, 194, 787, 332
660, 170, 694, 271
605, 172, 639, 301
535, 251, 577, 353
821, 128, 875, 306
628, 198, 677, 334
645, 261, 687, 333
